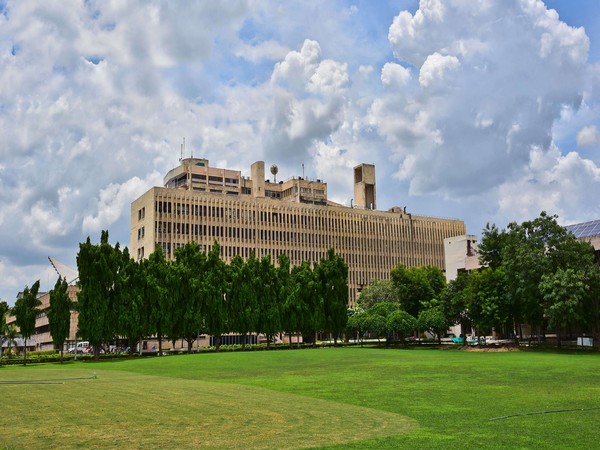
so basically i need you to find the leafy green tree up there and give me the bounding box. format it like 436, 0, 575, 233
357, 279, 398, 309
422, 266, 446, 301
584, 264, 600, 350
478, 223, 507, 270
287, 262, 314, 347
203, 242, 228, 351
276, 254, 297, 348
256, 255, 280, 349
144, 245, 172, 355
48, 277, 72, 362
540, 268, 589, 349
12, 280, 41, 365
4, 324, 19, 358
502, 212, 594, 340
466, 268, 510, 337
172, 242, 206, 353
77, 231, 121, 359
227, 253, 266, 350
115, 248, 146, 355
417, 308, 448, 344
438, 271, 471, 333
317, 249, 349, 344
293, 262, 322, 347
346, 308, 367, 344
390, 265, 436, 317
364, 302, 400, 344
0, 301, 10, 363
388, 310, 417, 345
362, 314, 387, 342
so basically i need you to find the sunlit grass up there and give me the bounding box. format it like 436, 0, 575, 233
2, 347, 600, 449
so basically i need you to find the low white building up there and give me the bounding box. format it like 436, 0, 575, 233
443, 234, 480, 283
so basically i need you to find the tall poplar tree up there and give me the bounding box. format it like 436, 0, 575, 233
172, 241, 205, 352
48, 277, 72, 362
227, 254, 259, 350
318, 249, 349, 344
0, 300, 8, 363
12, 280, 41, 365
115, 248, 146, 355
76, 231, 120, 359
256, 255, 280, 349
203, 242, 228, 351
145, 245, 172, 355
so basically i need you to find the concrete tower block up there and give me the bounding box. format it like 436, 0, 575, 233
251, 161, 265, 198
354, 163, 376, 210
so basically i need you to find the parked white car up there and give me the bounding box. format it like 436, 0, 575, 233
68, 341, 90, 354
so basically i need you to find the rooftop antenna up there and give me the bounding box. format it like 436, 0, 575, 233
180, 137, 184, 162
302, 163, 305, 179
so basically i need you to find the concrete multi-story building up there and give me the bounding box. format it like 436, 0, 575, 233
131, 158, 466, 306
5, 257, 80, 352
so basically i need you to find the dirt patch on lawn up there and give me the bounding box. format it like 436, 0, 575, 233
462, 345, 521, 352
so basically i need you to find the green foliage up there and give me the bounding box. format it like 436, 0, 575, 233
172, 241, 206, 352
390, 265, 443, 317
76, 231, 121, 357
388, 310, 417, 343
540, 268, 589, 347
465, 267, 510, 335
479, 212, 599, 340
203, 242, 228, 351
48, 277, 72, 362
356, 279, 397, 309
417, 308, 448, 343
478, 223, 507, 270
12, 280, 41, 365
115, 248, 146, 355
317, 248, 349, 342
144, 244, 172, 354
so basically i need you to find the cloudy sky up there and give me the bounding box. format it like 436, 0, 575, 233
1, 0, 600, 302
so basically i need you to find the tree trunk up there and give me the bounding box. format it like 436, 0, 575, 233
158, 330, 163, 355
23, 338, 27, 366
242, 333, 247, 351
557, 324, 562, 349
214, 335, 221, 352
60, 348, 64, 363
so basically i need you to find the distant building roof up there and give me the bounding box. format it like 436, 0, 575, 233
565, 219, 600, 239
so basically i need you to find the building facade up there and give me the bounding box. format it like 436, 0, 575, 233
443, 234, 480, 283
131, 158, 466, 306
5, 285, 80, 352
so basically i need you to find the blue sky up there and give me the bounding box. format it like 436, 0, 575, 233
0, 0, 599, 303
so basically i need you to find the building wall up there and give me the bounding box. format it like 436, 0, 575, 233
5, 285, 80, 351
443, 234, 480, 282
131, 186, 466, 306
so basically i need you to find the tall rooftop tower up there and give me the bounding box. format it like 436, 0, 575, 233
354, 163, 376, 210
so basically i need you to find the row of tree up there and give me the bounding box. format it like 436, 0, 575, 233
355, 212, 600, 348
350, 265, 450, 344
75, 231, 349, 358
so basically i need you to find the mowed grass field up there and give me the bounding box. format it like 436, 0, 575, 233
2, 347, 600, 449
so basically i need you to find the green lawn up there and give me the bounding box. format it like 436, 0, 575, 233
2, 347, 600, 449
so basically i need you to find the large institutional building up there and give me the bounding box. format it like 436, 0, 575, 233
130, 158, 466, 306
